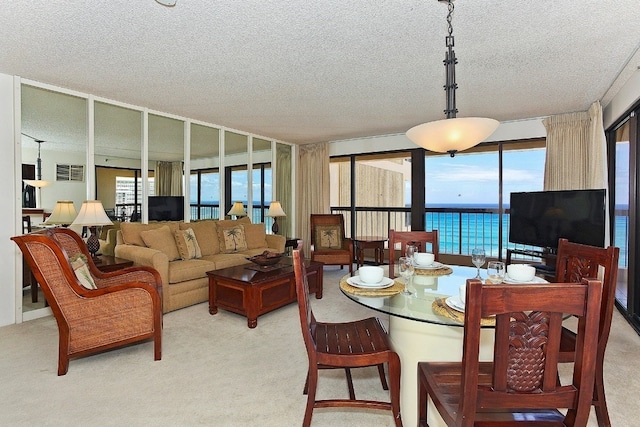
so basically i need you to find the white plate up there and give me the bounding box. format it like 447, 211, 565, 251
346, 276, 395, 289
503, 275, 548, 284
445, 296, 465, 312
414, 261, 445, 270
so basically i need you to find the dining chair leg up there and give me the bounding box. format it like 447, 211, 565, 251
389, 353, 402, 427
303, 369, 318, 427
344, 368, 356, 399
594, 365, 611, 427
377, 363, 389, 390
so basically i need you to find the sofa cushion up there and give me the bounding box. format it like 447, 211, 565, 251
174, 228, 202, 260
218, 224, 248, 253
120, 221, 179, 247
168, 259, 216, 283
140, 225, 181, 261
243, 223, 268, 249
180, 220, 219, 256
216, 216, 251, 229
314, 225, 343, 249
200, 253, 252, 270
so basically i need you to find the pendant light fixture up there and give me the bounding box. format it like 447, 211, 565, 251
406, 0, 499, 157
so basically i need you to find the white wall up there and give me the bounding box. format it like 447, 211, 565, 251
604, 68, 640, 128
0, 74, 17, 326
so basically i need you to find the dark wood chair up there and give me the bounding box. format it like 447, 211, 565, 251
12, 231, 162, 376
388, 229, 439, 279
310, 214, 354, 274
292, 248, 402, 426
554, 238, 619, 427
418, 278, 602, 427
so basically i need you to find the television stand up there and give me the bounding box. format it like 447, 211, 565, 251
506, 248, 556, 281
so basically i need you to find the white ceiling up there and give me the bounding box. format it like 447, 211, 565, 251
2, 0, 640, 146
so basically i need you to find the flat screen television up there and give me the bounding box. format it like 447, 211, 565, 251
508, 189, 606, 250
148, 196, 184, 221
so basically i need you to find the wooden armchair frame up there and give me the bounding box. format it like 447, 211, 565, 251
12, 231, 162, 375
310, 214, 354, 274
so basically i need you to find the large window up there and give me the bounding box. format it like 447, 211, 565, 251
330, 140, 546, 259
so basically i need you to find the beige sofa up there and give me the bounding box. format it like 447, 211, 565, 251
114, 217, 285, 313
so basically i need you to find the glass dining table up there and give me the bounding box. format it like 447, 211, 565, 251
340, 264, 505, 427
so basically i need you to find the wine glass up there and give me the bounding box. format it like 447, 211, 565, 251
398, 256, 415, 295
471, 248, 486, 279
405, 243, 418, 264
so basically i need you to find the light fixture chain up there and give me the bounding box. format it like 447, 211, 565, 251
446, 0, 454, 37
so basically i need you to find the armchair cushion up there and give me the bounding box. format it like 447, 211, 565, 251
140, 225, 180, 261
69, 254, 97, 290
217, 224, 248, 253
243, 223, 268, 249
314, 225, 343, 249
174, 228, 202, 260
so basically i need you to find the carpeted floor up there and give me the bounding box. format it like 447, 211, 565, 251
1, 266, 639, 426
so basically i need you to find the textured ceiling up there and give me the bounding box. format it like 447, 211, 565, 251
2, 0, 640, 146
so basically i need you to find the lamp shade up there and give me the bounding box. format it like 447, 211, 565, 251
24, 179, 52, 188
406, 117, 500, 155
265, 201, 286, 218
70, 200, 113, 227
227, 202, 247, 217
45, 200, 77, 225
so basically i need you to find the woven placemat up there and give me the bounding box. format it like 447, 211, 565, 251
340, 278, 404, 297
432, 297, 495, 326
415, 266, 453, 276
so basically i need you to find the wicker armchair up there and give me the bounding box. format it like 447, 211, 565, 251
12, 231, 162, 376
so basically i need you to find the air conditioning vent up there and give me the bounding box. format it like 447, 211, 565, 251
56, 164, 84, 182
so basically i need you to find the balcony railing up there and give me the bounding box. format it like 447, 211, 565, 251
331, 206, 629, 265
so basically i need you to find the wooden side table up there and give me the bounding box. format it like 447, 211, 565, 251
94, 255, 134, 272
284, 237, 301, 254
354, 236, 387, 267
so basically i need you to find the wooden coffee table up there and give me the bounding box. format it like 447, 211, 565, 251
207, 258, 323, 328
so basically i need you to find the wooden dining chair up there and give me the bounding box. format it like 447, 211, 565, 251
292, 248, 402, 427
12, 231, 163, 375
310, 213, 354, 274
554, 238, 619, 427
388, 229, 439, 279
418, 278, 602, 427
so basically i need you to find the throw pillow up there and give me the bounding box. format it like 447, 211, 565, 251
174, 228, 202, 260
140, 225, 181, 261
217, 225, 248, 253
179, 220, 219, 256
69, 254, 97, 290
315, 225, 343, 249
243, 223, 269, 249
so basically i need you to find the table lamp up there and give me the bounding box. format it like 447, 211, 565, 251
70, 200, 113, 258
265, 201, 286, 234
44, 200, 77, 226
227, 202, 247, 219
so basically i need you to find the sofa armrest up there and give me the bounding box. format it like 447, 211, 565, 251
266, 234, 286, 253
99, 228, 118, 257
114, 244, 169, 286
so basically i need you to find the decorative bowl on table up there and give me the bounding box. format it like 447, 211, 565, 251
247, 251, 284, 266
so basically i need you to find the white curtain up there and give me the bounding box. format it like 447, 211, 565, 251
296, 142, 330, 256
542, 100, 609, 245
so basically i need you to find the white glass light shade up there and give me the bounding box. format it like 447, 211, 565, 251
70, 200, 113, 227
45, 200, 77, 225
265, 201, 286, 218
24, 179, 51, 188
406, 117, 500, 155
227, 202, 247, 217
